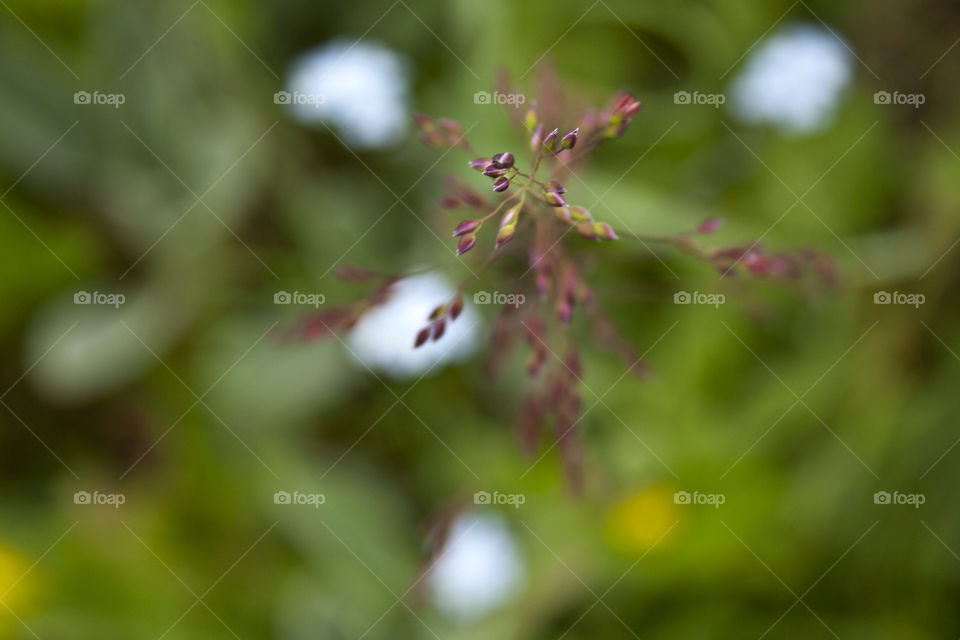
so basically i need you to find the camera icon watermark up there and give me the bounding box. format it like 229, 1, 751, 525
74, 490, 126, 508
473, 490, 526, 508
74, 290, 125, 308
873, 91, 924, 108
674, 90, 725, 108
673, 490, 725, 508
674, 290, 724, 308
274, 290, 325, 307
873, 290, 924, 308
273, 490, 326, 508
873, 490, 924, 508
74, 90, 126, 108
274, 90, 325, 108
473, 90, 526, 107
473, 291, 525, 308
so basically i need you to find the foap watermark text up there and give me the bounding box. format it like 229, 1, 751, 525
874, 490, 924, 508
874, 291, 924, 308
274, 490, 326, 508
474, 291, 525, 307
274, 291, 326, 307
674, 490, 725, 508
474, 90, 526, 106
75, 291, 125, 308
474, 490, 525, 508
674, 290, 725, 307
74, 490, 126, 508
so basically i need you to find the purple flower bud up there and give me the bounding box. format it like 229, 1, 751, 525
469, 157, 491, 171
500, 205, 520, 228
452, 219, 479, 237
439, 195, 460, 208
698, 217, 723, 234
432, 318, 446, 341
457, 232, 477, 256
483, 165, 507, 177
460, 191, 485, 207
623, 100, 642, 117
449, 296, 464, 321
414, 327, 431, 348
492, 152, 515, 169
548, 180, 566, 194
542, 128, 559, 152
613, 95, 632, 111
530, 124, 543, 152
492, 176, 510, 192
544, 191, 566, 207
560, 128, 579, 150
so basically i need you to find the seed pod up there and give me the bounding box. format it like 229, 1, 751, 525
482, 165, 507, 177
500, 204, 520, 229
492, 176, 510, 192
542, 128, 559, 152
623, 99, 642, 117
536, 271, 550, 299
560, 127, 579, 150
469, 157, 491, 171
554, 207, 573, 223
457, 232, 477, 255
569, 205, 593, 222
452, 219, 479, 237
432, 318, 446, 341
544, 191, 566, 207
575, 222, 597, 240
524, 103, 538, 131
413, 112, 436, 132
593, 222, 618, 240
449, 295, 464, 320
527, 349, 546, 377
530, 124, 543, 152
493, 152, 515, 168
460, 191, 485, 207
414, 327, 431, 348
419, 131, 445, 146
496, 224, 516, 248
438, 118, 463, 136
439, 195, 460, 208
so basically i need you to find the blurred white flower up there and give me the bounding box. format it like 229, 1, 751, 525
730, 24, 853, 133
429, 512, 523, 621
346, 272, 478, 379
284, 39, 410, 149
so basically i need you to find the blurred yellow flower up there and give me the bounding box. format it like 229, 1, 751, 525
606, 485, 680, 554
0, 542, 32, 632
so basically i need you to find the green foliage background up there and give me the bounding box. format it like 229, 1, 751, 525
0, 0, 957, 637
